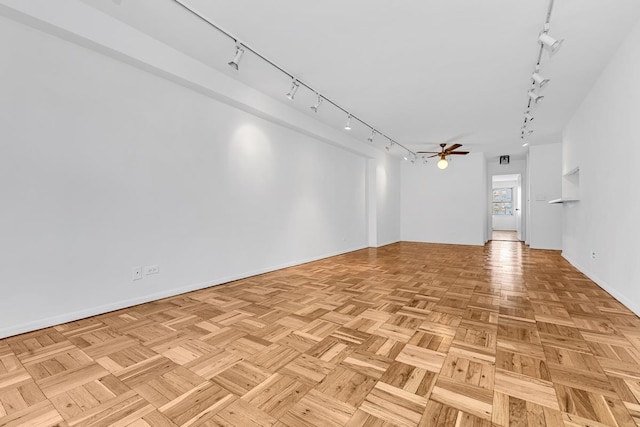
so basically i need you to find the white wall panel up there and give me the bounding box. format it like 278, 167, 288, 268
0, 11, 400, 337
563, 18, 640, 316
401, 153, 486, 246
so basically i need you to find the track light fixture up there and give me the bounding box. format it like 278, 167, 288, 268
528, 91, 544, 104
539, 32, 563, 55
532, 72, 550, 88
286, 79, 300, 100
402, 153, 417, 163
367, 129, 376, 142
228, 43, 245, 70
344, 115, 352, 130
403, 152, 416, 162
310, 95, 323, 112
518, 0, 560, 148
385, 141, 394, 151
422, 156, 428, 165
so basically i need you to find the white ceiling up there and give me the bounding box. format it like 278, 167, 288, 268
81, 0, 640, 160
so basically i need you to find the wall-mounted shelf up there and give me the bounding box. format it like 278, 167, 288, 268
548, 198, 579, 204
561, 166, 580, 203
563, 166, 580, 177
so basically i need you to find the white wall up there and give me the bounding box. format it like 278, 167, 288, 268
528, 143, 563, 250
0, 6, 401, 337
492, 215, 515, 231
401, 153, 487, 246
492, 179, 518, 231
562, 18, 640, 316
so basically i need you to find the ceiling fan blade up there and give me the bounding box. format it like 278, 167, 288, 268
427, 154, 441, 158
416, 151, 441, 154
448, 151, 469, 155
445, 143, 462, 152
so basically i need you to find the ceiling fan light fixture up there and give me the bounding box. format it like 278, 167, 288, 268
228, 43, 245, 70
286, 79, 300, 100
539, 32, 563, 55
528, 91, 544, 104
532, 72, 550, 88
437, 156, 449, 170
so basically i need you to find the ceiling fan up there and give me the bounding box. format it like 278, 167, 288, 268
417, 143, 469, 169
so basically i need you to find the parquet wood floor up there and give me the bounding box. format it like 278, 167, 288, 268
1, 241, 639, 426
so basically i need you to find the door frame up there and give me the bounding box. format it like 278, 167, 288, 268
490, 174, 523, 241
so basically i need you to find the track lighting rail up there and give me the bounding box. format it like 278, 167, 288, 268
172, 0, 417, 158
521, 0, 562, 146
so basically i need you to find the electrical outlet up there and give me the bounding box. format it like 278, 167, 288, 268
132, 266, 142, 281
144, 265, 159, 275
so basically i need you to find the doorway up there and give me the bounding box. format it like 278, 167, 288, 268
491, 174, 523, 241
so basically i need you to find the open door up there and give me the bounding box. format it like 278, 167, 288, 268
491, 174, 523, 242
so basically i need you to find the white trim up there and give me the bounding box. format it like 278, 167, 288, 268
0, 245, 367, 339
562, 252, 640, 317
374, 239, 401, 248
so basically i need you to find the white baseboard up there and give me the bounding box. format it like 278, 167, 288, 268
0, 245, 368, 339
374, 239, 400, 248
562, 252, 640, 317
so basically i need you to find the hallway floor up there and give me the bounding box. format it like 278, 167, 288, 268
1, 242, 639, 426
492, 230, 520, 241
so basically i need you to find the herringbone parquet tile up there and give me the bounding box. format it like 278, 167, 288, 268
1, 241, 640, 426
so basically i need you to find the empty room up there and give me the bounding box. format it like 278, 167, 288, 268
1, 1, 640, 426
